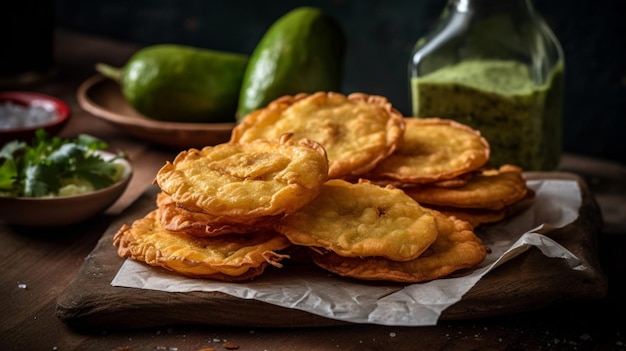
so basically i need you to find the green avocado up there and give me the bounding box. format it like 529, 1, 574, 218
96, 44, 248, 123
236, 7, 346, 122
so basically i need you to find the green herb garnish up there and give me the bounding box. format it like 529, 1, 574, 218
0, 129, 125, 197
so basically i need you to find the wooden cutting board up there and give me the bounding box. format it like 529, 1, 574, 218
55, 172, 608, 329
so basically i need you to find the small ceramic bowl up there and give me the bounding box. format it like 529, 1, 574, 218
0, 91, 70, 146
0, 151, 132, 227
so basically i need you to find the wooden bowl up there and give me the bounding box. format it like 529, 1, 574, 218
77, 75, 234, 150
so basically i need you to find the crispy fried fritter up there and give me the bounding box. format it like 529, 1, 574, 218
156, 192, 275, 237
368, 171, 473, 189
274, 179, 438, 262
421, 204, 507, 228
310, 209, 487, 283
366, 118, 490, 184
155, 133, 329, 219
113, 210, 291, 281
403, 165, 528, 210
230, 92, 405, 179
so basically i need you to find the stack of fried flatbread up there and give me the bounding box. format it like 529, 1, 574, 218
114, 91, 532, 283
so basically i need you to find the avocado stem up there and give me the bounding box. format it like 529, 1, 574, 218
95, 63, 123, 82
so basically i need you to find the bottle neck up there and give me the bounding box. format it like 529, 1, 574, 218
411, 0, 562, 81
449, 0, 536, 16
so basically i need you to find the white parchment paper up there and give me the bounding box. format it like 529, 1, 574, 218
111, 179, 583, 326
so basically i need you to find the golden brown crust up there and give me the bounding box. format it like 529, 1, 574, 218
366, 118, 490, 184
310, 209, 487, 283
274, 179, 438, 262
421, 204, 507, 228
155, 134, 329, 218
403, 165, 528, 210
231, 92, 405, 179
113, 210, 291, 281
155, 192, 276, 237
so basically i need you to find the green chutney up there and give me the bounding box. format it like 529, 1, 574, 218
411, 59, 564, 171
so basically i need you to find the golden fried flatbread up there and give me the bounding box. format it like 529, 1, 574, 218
230, 92, 405, 179
366, 118, 490, 184
368, 171, 473, 189
155, 133, 328, 219
403, 165, 528, 210
274, 179, 438, 262
310, 210, 487, 283
422, 204, 507, 228
113, 210, 291, 281
155, 192, 274, 237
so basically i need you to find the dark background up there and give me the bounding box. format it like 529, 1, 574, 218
50, 0, 626, 165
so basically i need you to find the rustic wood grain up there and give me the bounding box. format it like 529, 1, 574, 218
55, 172, 607, 330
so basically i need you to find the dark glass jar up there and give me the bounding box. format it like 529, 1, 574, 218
409, 0, 564, 171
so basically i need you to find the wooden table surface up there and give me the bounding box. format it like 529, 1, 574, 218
1, 30, 625, 351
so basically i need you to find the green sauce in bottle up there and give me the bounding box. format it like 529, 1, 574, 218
411, 59, 563, 171
408, 0, 565, 171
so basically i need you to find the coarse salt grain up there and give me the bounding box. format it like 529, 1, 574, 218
0, 101, 58, 130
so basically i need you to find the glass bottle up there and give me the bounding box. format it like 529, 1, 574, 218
409, 0, 564, 171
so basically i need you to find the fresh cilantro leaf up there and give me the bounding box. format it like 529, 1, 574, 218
0, 140, 27, 160
48, 143, 87, 164
0, 159, 18, 192
24, 163, 61, 197
70, 153, 119, 189
0, 129, 124, 198
0, 141, 26, 195
76, 134, 108, 150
